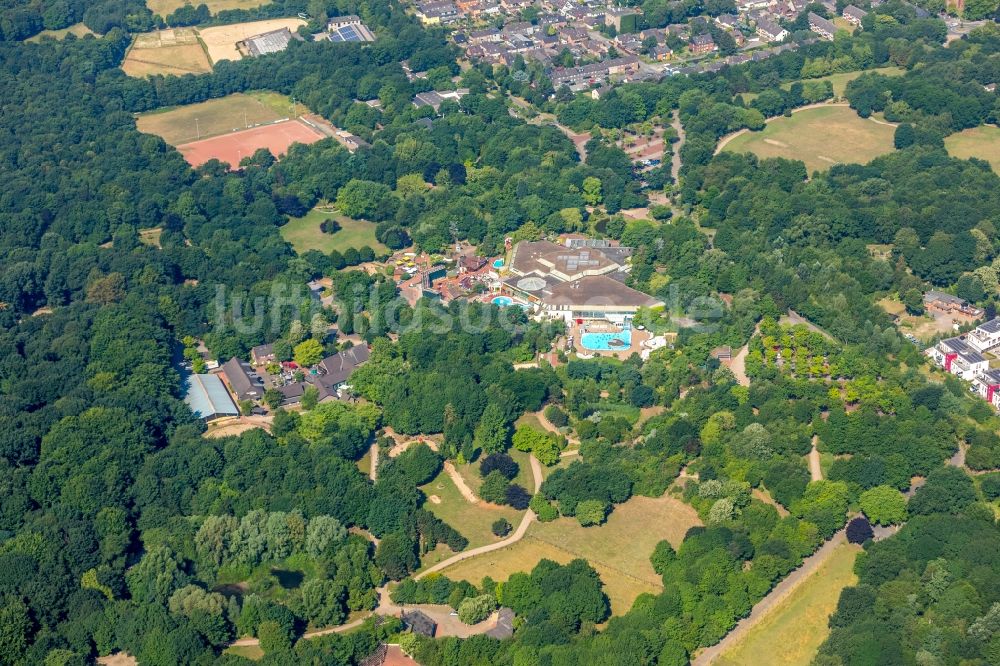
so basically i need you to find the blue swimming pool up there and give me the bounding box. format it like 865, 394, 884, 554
580, 330, 632, 351
492, 296, 513, 307
493, 258, 505, 269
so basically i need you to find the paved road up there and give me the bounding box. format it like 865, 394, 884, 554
691, 529, 848, 665
416, 454, 543, 580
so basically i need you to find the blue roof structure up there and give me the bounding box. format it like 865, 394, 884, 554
184, 374, 239, 420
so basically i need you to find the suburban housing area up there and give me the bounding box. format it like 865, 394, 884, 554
927, 318, 1000, 406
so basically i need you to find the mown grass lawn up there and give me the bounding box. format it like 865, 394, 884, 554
437, 493, 701, 615
418, 468, 525, 552
280, 207, 387, 255
946, 125, 1000, 174
723, 105, 896, 174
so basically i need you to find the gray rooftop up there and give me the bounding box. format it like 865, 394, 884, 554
184, 374, 238, 419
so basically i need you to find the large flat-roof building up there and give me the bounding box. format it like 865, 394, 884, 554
184, 374, 239, 420
238, 27, 301, 57
500, 239, 663, 324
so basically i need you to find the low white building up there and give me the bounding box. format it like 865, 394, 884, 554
971, 368, 1000, 408
926, 336, 989, 380
966, 317, 1000, 353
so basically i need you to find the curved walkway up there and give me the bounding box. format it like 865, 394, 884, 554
443, 461, 479, 504
416, 454, 542, 580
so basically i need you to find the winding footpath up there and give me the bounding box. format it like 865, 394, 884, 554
809, 434, 823, 482
670, 109, 685, 185
416, 454, 543, 580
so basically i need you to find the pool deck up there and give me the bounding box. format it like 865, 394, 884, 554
570, 322, 649, 360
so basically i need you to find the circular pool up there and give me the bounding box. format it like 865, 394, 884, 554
492, 296, 514, 307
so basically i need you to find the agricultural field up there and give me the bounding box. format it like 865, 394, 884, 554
722, 105, 896, 174
198, 18, 305, 62
715, 543, 862, 666
945, 125, 1000, 173
25, 23, 95, 42
146, 0, 272, 18
280, 207, 387, 254
437, 493, 702, 615
136, 92, 303, 145
121, 28, 212, 77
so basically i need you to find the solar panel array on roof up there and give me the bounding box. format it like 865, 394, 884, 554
326, 22, 374, 42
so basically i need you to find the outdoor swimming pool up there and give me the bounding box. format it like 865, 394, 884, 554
492, 296, 514, 307
580, 330, 632, 351
493, 258, 505, 269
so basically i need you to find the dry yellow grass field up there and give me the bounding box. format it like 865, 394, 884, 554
723, 105, 896, 174
146, 0, 272, 18
715, 543, 861, 666
122, 28, 212, 77
945, 125, 1000, 174
437, 493, 701, 615
198, 18, 305, 63
136, 91, 301, 145
25, 23, 95, 42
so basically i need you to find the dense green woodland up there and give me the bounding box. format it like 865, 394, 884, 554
3, 0, 1000, 661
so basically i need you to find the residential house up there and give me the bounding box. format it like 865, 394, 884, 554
605, 7, 641, 30
972, 368, 1000, 408
415, 0, 460, 24
715, 13, 741, 29
807, 12, 837, 39
926, 337, 989, 380
689, 32, 716, 54
842, 4, 867, 25
756, 18, 788, 41
222, 357, 264, 402
966, 318, 1000, 353
485, 608, 516, 639
250, 343, 276, 366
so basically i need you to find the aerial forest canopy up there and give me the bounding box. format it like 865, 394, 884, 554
3, 0, 1000, 662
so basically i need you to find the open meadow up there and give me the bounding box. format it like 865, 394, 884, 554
25, 23, 95, 42
715, 542, 861, 666
146, 0, 272, 18
198, 18, 305, 62
419, 468, 525, 552
280, 206, 387, 254
945, 125, 1000, 174
436, 493, 702, 615
121, 28, 212, 77
137, 92, 304, 145
794, 66, 904, 97
722, 105, 896, 173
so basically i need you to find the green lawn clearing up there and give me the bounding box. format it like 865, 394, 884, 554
722, 105, 896, 174
280, 207, 387, 255
946, 125, 1000, 174
419, 468, 525, 552
436, 493, 701, 615
793, 66, 904, 97
715, 542, 862, 666
136, 91, 306, 145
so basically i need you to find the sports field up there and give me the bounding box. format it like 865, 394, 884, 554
437, 493, 702, 615
146, 0, 272, 18
137, 92, 305, 145
280, 207, 387, 254
198, 18, 305, 62
122, 28, 212, 77
177, 119, 323, 168
945, 125, 1000, 173
722, 105, 895, 173
715, 542, 861, 666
